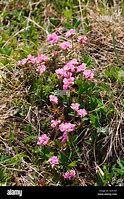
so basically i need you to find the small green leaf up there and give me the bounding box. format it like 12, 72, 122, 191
90, 114, 100, 128
50, 18, 60, 26
63, 9, 72, 20
68, 160, 77, 168
64, 22, 73, 29
59, 153, 68, 164
73, 18, 81, 29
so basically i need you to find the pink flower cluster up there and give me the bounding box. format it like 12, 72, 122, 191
17, 54, 35, 66
77, 108, 87, 117
51, 119, 61, 128
60, 41, 71, 50
71, 103, 87, 117
36, 65, 46, 74
83, 69, 94, 79
71, 103, 80, 111
50, 118, 76, 143
64, 59, 78, 72
49, 94, 75, 143
63, 77, 75, 90
37, 134, 49, 146
17, 54, 48, 66
17, 54, 49, 75
55, 59, 79, 90
48, 156, 59, 168
59, 132, 68, 144
47, 29, 75, 50
59, 122, 75, 133
77, 35, 88, 46
36, 54, 49, 63
76, 63, 94, 79
65, 29, 75, 38
63, 169, 76, 180
49, 95, 58, 104
47, 33, 60, 44
55, 59, 78, 79
55, 59, 94, 90
55, 68, 72, 79
58, 122, 75, 144
77, 63, 86, 72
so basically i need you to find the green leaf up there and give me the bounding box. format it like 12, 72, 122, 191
0, 48, 12, 56
59, 153, 68, 164
45, 153, 53, 159
118, 70, 124, 82
90, 114, 100, 128
73, 18, 81, 29
63, 9, 72, 20
104, 66, 118, 82
89, 97, 98, 110
23, 135, 36, 144
112, 168, 124, 176
83, 54, 94, 69
24, 124, 33, 134
67, 160, 77, 168
64, 22, 73, 29
50, 18, 60, 26
117, 159, 124, 170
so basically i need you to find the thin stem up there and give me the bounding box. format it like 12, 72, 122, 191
78, 0, 84, 31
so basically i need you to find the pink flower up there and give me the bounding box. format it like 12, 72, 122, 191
41, 55, 49, 62
17, 60, 22, 66
48, 156, 59, 168
71, 103, 80, 111
27, 54, 34, 60
64, 63, 75, 72
77, 109, 87, 117
65, 29, 75, 38
37, 134, 49, 146
83, 69, 94, 79
36, 65, 46, 75
59, 132, 68, 144
63, 77, 75, 90
18, 55, 36, 66
63, 84, 68, 90
17, 58, 27, 66
35, 54, 48, 64
69, 59, 78, 65
51, 119, 61, 128
18, 54, 48, 66
63, 71, 72, 78
29, 57, 37, 64
36, 54, 49, 63
27, 54, 37, 64
59, 122, 76, 133
77, 63, 86, 72
55, 68, 65, 79
21, 58, 27, 65
55, 68, 72, 79
49, 95, 58, 104
77, 35, 88, 46
63, 169, 76, 180
60, 41, 71, 50
47, 33, 60, 44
